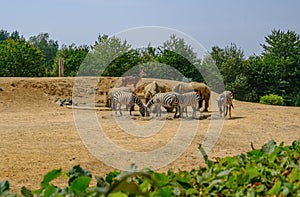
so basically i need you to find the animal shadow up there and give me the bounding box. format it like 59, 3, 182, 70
227, 116, 245, 120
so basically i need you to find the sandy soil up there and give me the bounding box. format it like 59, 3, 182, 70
0, 77, 299, 193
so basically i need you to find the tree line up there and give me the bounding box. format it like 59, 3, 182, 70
0, 29, 299, 106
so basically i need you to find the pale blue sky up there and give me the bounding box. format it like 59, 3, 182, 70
1, 0, 299, 56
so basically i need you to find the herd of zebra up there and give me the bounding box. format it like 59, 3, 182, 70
107, 82, 234, 119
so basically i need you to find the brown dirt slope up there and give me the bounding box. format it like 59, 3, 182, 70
0, 77, 299, 193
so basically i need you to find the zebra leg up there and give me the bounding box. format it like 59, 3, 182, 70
221, 105, 225, 118
154, 104, 159, 117
119, 103, 123, 116
185, 106, 188, 118
157, 104, 162, 117
129, 101, 134, 116
179, 105, 183, 118
225, 106, 228, 118
218, 105, 222, 118
173, 106, 180, 118
113, 100, 117, 115
192, 106, 196, 118
130, 104, 135, 111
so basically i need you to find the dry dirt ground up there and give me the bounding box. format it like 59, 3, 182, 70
0, 77, 299, 193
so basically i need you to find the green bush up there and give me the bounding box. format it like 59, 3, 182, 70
1, 140, 299, 196
259, 94, 284, 105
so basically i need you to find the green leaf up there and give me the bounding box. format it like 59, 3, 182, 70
199, 144, 214, 168
282, 187, 290, 196
245, 167, 260, 180
247, 149, 264, 157
157, 186, 173, 196
216, 169, 233, 177
21, 186, 33, 197
110, 181, 140, 195
0, 180, 10, 197
267, 181, 281, 195
106, 171, 120, 184
139, 179, 151, 193
186, 188, 199, 195
68, 165, 92, 185
292, 140, 299, 149
43, 185, 57, 197
108, 191, 128, 197
41, 169, 62, 188
262, 140, 276, 154
70, 176, 91, 194
288, 168, 300, 182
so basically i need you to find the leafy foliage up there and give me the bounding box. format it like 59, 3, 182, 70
260, 94, 285, 105
0, 38, 45, 77
159, 35, 203, 82
29, 33, 59, 75
52, 44, 89, 77
78, 34, 131, 76
1, 140, 299, 196
209, 29, 300, 106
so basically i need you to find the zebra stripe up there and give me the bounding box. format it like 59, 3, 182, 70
107, 87, 133, 109
113, 91, 145, 116
178, 92, 201, 118
146, 92, 180, 118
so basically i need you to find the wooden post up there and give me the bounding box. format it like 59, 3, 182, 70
59, 58, 64, 77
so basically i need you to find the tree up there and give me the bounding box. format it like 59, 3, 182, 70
260, 29, 300, 105
138, 45, 160, 64
9, 30, 21, 40
0, 29, 9, 42
53, 44, 89, 77
210, 44, 247, 99
211, 44, 245, 85
29, 33, 59, 75
0, 39, 45, 77
102, 49, 141, 77
159, 35, 202, 81
0, 29, 23, 42
78, 34, 131, 76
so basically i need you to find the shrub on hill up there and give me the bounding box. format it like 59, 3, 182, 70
260, 94, 285, 106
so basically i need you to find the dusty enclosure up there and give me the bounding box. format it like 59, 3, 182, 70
0, 77, 299, 193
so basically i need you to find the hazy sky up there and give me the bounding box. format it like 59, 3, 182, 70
1, 0, 299, 57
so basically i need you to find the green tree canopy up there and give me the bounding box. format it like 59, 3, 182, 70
0, 29, 10, 41
53, 44, 89, 77
159, 35, 202, 81
210, 43, 247, 99
0, 38, 45, 77
78, 34, 131, 76
29, 33, 59, 75
260, 29, 300, 105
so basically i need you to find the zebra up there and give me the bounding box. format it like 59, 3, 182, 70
178, 91, 202, 118
106, 87, 134, 109
217, 91, 234, 118
112, 91, 146, 116
146, 92, 180, 118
